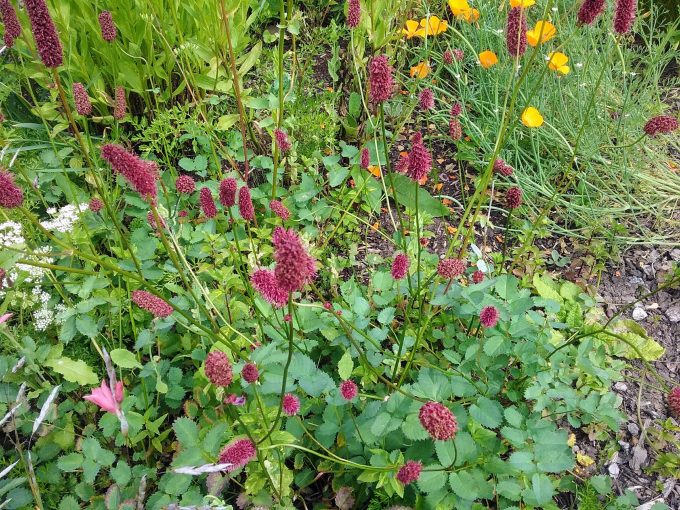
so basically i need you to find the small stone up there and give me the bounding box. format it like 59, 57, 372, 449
608, 463, 620, 477
632, 307, 647, 321
629, 444, 648, 472
627, 422, 640, 436
670, 249, 680, 261
614, 382, 628, 392
666, 303, 680, 323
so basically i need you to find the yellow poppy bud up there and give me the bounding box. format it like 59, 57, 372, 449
521, 107, 544, 127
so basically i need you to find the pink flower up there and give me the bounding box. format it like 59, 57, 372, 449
506, 7, 527, 57
407, 133, 432, 182
225, 393, 246, 406
368, 55, 394, 104
396, 153, 410, 174
437, 258, 466, 279
251, 269, 289, 308
72, 83, 92, 116
449, 118, 462, 141
613, 0, 636, 34
0, 0, 21, 47
396, 460, 422, 485
24, 0, 63, 68
282, 393, 300, 416
391, 253, 409, 280
668, 387, 680, 418
443, 50, 454, 64
340, 380, 358, 401
241, 362, 259, 383
418, 88, 434, 111
274, 129, 292, 153
360, 148, 370, 169
98, 11, 117, 42
644, 116, 678, 136
0, 312, 13, 324
272, 227, 317, 293
100, 144, 158, 200
494, 159, 513, 176
113, 86, 126, 120
472, 270, 485, 284
419, 401, 457, 440
219, 438, 256, 472
452, 48, 464, 61
238, 186, 255, 222
200, 188, 217, 218
347, 0, 361, 28
506, 187, 522, 209
0, 170, 24, 208
450, 103, 462, 117
219, 178, 237, 207
147, 210, 166, 231
479, 305, 499, 328
577, 0, 606, 25
175, 175, 195, 194
270, 200, 290, 220
84, 379, 124, 414
131, 290, 173, 318
205, 350, 233, 387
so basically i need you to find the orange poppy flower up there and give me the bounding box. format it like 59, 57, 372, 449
410, 61, 431, 78
403, 19, 426, 39
479, 50, 498, 69
368, 165, 382, 178
420, 15, 449, 35
527, 21, 556, 46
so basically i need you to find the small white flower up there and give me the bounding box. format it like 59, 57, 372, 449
33, 307, 54, 331
552, 6, 558, 11
575, 63, 583, 69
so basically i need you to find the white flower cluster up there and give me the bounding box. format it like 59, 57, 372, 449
41, 203, 87, 233
33, 302, 67, 332
0, 221, 25, 247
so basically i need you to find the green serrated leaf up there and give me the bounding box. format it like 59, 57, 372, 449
110, 348, 142, 369
45, 357, 98, 386
469, 397, 503, 429
338, 351, 354, 380
57, 453, 83, 472
173, 417, 199, 448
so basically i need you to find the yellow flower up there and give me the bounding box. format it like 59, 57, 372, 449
510, 0, 536, 7
410, 61, 432, 78
527, 21, 556, 46
403, 19, 426, 39
449, 0, 471, 17
576, 453, 595, 467
463, 8, 480, 22
420, 15, 449, 35
521, 107, 544, 127
548, 52, 570, 75
478, 50, 498, 69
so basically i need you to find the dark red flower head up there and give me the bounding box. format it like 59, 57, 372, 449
449, 118, 462, 141
241, 362, 259, 383
506, 187, 522, 209
131, 290, 173, 318
205, 350, 233, 387
251, 269, 288, 308
452, 48, 464, 61
270, 200, 290, 220
450, 103, 462, 117
472, 270, 485, 284
668, 387, 680, 418
219, 178, 237, 207
340, 380, 358, 400
0, 170, 24, 208
391, 253, 409, 280
506, 7, 527, 57
480, 305, 499, 328
396, 460, 422, 485
438, 258, 466, 279
644, 116, 678, 137
274, 129, 292, 153
200, 188, 217, 218
101, 144, 158, 200
577, 0, 606, 25
419, 401, 457, 440
613, 0, 636, 34
89, 197, 103, 213
419, 88, 435, 111
396, 153, 410, 174
407, 132, 432, 182
443, 50, 454, 64
494, 159, 514, 176
219, 438, 256, 472
113, 86, 126, 120
238, 186, 255, 222
368, 55, 394, 104
272, 227, 317, 293
360, 148, 370, 169
0, 0, 21, 48
72, 83, 92, 116
24, 0, 63, 68
347, 0, 360, 28
175, 174, 195, 194
282, 393, 300, 416
98, 11, 117, 42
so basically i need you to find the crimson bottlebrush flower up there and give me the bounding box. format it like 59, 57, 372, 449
98, 11, 117, 42
175, 175, 195, 194
419, 88, 435, 111
472, 270, 485, 284
577, 0, 606, 25
114, 86, 126, 120
131, 290, 173, 318
613, 0, 636, 34
449, 118, 462, 141
396, 460, 422, 485
274, 129, 291, 153
443, 50, 454, 64
452, 48, 464, 61
668, 387, 680, 418
340, 380, 358, 400
282, 393, 300, 416
178, 210, 187, 218
391, 253, 409, 280
219, 178, 237, 207
24, 0, 63, 68
479, 305, 499, 328
419, 401, 457, 440
506, 7, 527, 57
219, 438, 256, 472
251, 269, 288, 308
396, 153, 410, 174
283, 313, 292, 322
205, 350, 233, 387
0, 0, 21, 48
450, 103, 462, 117
0, 170, 24, 208
368, 55, 394, 104
241, 362, 259, 383
347, 0, 360, 28
360, 148, 370, 169
147, 210, 166, 231
238, 186, 255, 222
100, 144, 158, 200
72, 83, 92, 116
506, 187, 523, 209
89, 197, 103, 213
438, 258, 466, 279
272, 226, 317, 293
270, 200, 290, 220
644, 116, 678, 136
200, 188, 217, 218
494, 159, 514, 176
407, 132, 432, 182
